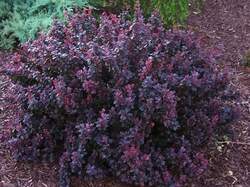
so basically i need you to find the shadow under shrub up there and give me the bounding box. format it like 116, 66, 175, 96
4, 8, 238, 187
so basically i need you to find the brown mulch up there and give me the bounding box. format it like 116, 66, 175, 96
0, 0, 250, 186
189, 68, 250, 187
188, 0, 250, 66
188, 0, 250, 186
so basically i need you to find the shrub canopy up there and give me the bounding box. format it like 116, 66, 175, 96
5, 8, 236, 187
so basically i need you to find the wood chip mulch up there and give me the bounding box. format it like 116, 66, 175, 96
188, 0, 250, 186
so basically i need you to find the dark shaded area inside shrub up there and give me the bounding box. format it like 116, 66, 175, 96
4, 8, 238, 187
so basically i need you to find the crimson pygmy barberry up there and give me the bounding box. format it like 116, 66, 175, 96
4, 8, 237, 187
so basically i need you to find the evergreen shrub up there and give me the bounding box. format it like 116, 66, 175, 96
0, 0, 93, 49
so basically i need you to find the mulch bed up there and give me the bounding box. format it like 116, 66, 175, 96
187, 0, 250, 186
0, 0, 250, 186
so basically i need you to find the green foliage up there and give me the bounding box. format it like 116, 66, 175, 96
0, 0, 15, 49
0, 1, 13, 19
0, 0, 92, 50
153, 0, 189, 25
101, 0, 189, 26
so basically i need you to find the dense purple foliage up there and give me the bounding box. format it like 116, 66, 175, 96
4, 9, 237, 187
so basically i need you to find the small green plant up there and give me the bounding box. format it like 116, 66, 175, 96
153, 0, 189, 25
102, 0, 189, 26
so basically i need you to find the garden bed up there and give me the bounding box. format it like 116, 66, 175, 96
0, 0, 250, 186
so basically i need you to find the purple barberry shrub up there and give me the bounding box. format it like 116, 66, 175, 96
4, 9, 237, 187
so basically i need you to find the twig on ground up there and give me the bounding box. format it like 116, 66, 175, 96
218, 141, 250, 146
